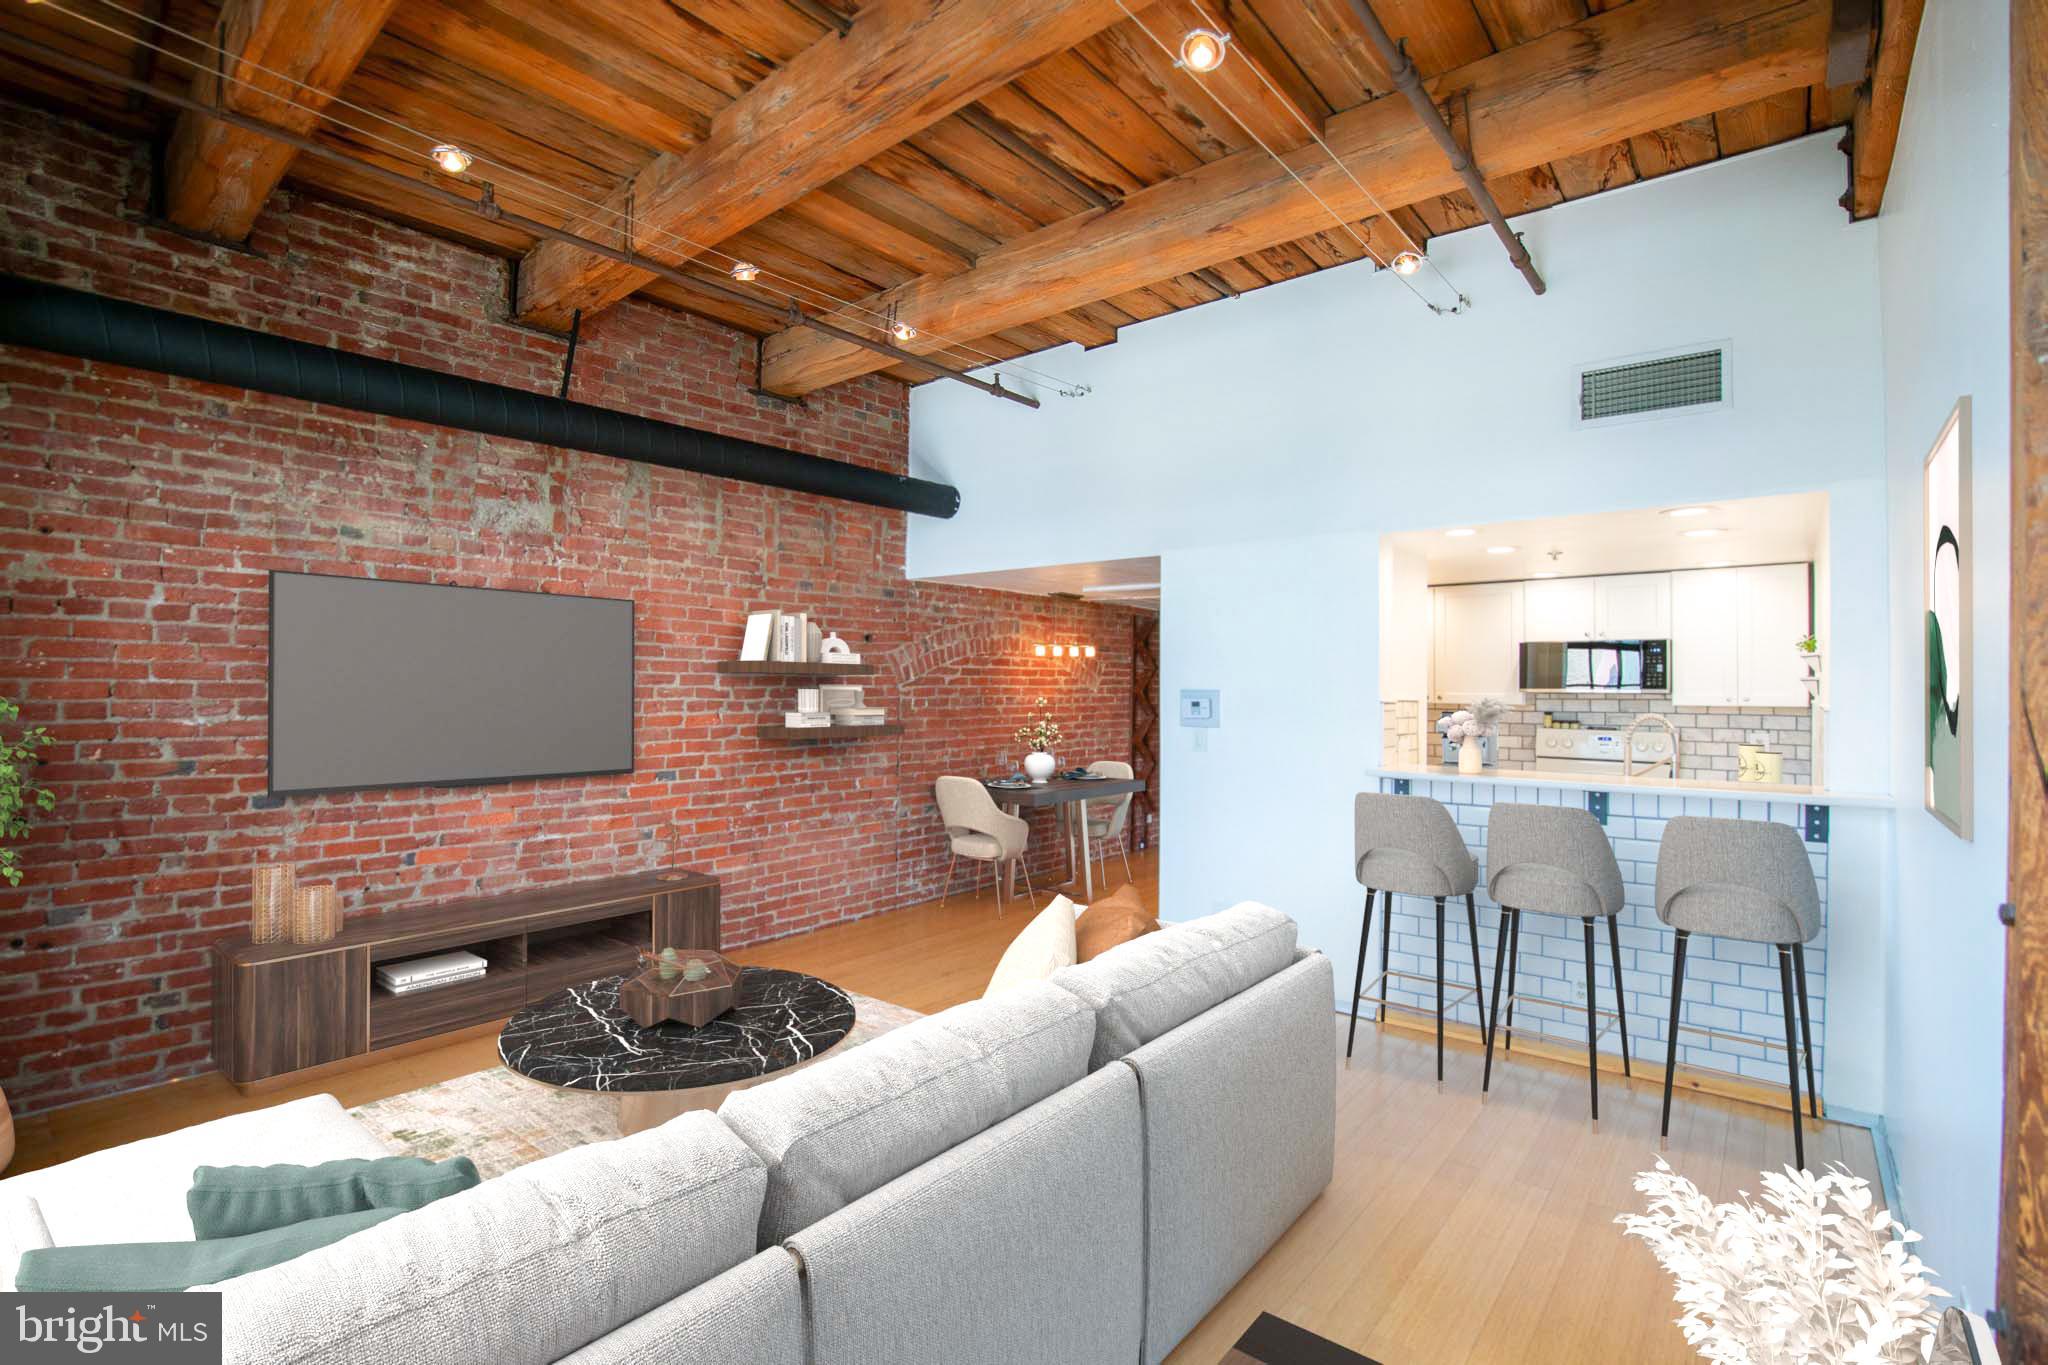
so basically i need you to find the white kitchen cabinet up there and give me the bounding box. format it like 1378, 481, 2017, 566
1595, 574, 1672, 638
1517, 574, 1670, 641
1670, 569, 1743, 705
1432, 582, 1523, 702
1669, 565, 1811, 707
1521, 577, 1598, 640
1738, 563, 1814, 707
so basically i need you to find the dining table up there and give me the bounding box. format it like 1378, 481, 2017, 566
983, 773, 1146, 901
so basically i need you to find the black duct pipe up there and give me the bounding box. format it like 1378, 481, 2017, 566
0, 275, 961, 519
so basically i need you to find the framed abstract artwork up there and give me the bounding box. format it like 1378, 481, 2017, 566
1923, 397, 1972, 840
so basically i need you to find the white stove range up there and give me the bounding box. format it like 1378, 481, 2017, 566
1533, 726, 1675, 777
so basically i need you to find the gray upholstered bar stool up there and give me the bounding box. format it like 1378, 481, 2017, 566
1654, 816, 1822, 1168
1349, 792, 1486, 1082
1479, 803, 1631, 1120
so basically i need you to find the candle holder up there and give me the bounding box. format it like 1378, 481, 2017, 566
290, 883, 342, 944
250, 864, 294, 944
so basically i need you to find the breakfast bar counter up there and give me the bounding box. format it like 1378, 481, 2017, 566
1364, 761, 1893, 808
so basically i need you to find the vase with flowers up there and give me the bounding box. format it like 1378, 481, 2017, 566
1015, 697, 1064, 784
1437, 698, 1505, 774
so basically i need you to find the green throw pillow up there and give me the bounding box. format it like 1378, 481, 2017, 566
14, 1207, 403, 1292
188, 1155, 481, 1239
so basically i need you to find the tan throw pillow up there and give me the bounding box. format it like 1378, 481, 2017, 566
983, 895, 1079, 998
1076, 885, 1159, 962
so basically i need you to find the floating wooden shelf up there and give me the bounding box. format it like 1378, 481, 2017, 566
756, 723, 902, 740
715, 660, 876, 677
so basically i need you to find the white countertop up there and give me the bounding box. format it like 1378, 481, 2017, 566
1366, 761, 1895, 809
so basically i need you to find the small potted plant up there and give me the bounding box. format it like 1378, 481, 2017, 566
1437, 699, 1504, 774
1015, 696, 1064, 784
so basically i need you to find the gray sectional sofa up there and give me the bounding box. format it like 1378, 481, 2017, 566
15, 902, 1335, 1365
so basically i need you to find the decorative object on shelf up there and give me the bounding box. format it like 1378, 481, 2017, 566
250, 863, 295, 944
1795, 633, 1822, 703
1735, 744, 1786, 784
818, 632, 861, 665
290, 882, 342, 944
1015, 696, 1064, 784
620, 948, 741, 1028
1922, 397, 1972, 840
1619, 1157, 1948, 1364
1, 694, 55, 888
1438, 699, 1504, 774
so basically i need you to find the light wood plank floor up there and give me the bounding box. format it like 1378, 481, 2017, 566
8, 845, 1877, 1365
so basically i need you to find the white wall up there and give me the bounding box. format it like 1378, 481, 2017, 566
1874, 0, 2011, 1306
905, 128, 2020, 1273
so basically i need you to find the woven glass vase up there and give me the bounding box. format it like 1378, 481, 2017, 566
250, 864, 294, 944
290, 883, 342, 944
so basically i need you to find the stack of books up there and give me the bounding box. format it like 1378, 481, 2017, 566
375, 949, 487, 996
786, 687, 832, 728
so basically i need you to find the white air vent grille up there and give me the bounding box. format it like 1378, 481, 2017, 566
1579, 348, 1724, 422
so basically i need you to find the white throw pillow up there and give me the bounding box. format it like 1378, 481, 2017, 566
982, 895, 1079, 997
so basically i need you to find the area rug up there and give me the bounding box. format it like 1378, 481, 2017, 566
1227, 1314, 1384, 1365
349, 991, 924, 1178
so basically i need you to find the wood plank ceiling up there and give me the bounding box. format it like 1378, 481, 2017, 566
0, 0, 1907, 398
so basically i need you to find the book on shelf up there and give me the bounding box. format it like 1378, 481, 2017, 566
784, 712, 833, 728
795, 687, 822, 712
831, 707, 887, 726
739, 610, 774, 662
379, 968, 487, 995
375, 949, 485, 989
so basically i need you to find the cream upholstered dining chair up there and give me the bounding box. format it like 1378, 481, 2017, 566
1082, 760, 1136, 888
933, 776, 1035, 914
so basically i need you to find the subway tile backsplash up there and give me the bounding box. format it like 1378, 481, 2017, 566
1384, 695, 1815, 784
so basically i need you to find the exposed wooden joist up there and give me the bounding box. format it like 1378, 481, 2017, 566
759, 0, 1832, 398
162, 0, 399, 241
1844, 0, 1925, 219
512, 0, 1129, 332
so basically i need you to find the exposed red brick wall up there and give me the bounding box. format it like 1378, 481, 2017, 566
0, 103, 1147, 1116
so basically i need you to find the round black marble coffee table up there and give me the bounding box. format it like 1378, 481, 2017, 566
498, 968, 855, 1134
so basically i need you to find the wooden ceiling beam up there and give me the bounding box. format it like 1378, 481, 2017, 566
1844, 0, 1925, 219
511, 0, 1129, 332
162, 0, 399, 242
759, 0, 1832, 398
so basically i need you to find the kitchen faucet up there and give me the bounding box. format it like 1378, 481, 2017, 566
1623, 712, 1680, 779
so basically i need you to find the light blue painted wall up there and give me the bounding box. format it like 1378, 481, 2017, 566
1874, 0, 2012, 1308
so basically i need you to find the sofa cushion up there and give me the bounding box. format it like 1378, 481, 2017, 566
1052, 902, 1298, 1069
1076, 885, 1158, 963
189, 1156, 481, 1239
0, 1093, 389, 1250
719, 981, 1095, 1247
15, 1207, 404, 1293
557, 1249, 804, 1365
983, 896, 1079, 997
205, 1110, 767, 1365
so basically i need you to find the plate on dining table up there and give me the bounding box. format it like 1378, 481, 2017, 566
1064, 771, 1112, 780
987, 777, 1033, 790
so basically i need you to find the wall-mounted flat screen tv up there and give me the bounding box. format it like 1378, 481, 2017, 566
269, 572, 634, 796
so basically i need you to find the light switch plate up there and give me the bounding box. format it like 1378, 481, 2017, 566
1179, 689, 1219, 727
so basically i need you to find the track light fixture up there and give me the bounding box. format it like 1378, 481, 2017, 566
1390, 250, 1424, 276
1177, 28, 1229, 72
729, 261, 760, 283
429, 144, 473, 175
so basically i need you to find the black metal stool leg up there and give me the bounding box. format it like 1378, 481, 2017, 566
1607, 914, 1632, 1078
1792, 940, 1818, 1118
1503, 908, 1522, 1052
1434, 896, 1446, 1083
1346, 888, 1376, 1058
1464, 892, 1486, 1029
1582, 919, 1600, 1121
1661, 930, 1688, 1139
1777, 944, 1805, 1169
1482, 904, 1511, 1091
1378, 889, 1393, 1024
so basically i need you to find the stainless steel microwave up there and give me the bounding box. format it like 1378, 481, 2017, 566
1518, 639, 1670, 693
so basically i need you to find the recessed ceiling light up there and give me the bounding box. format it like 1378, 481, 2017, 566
1178, 28, 1229, 72
1486, 545, 1517, 556
729, 261, 760, 282
1390, 250, 1424, 276
1664, 506, 1713, 518
429, 144, 473, 175
1682, 527, 1726, 539
1444, 527, 1477, 538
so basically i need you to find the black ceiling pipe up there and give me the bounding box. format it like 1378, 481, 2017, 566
0, 275, 961, 519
